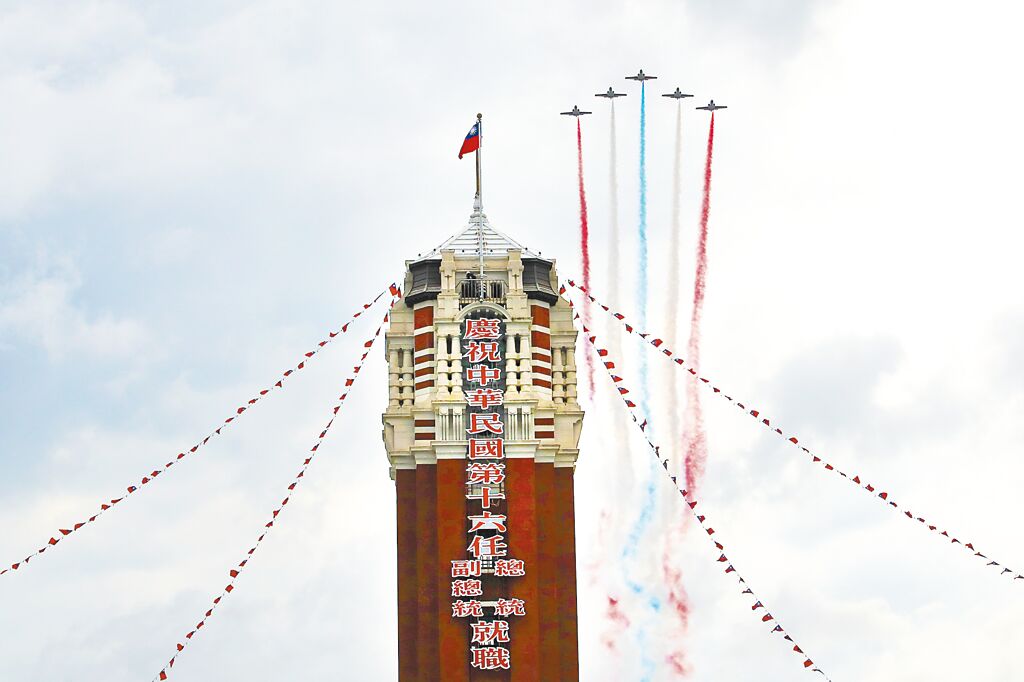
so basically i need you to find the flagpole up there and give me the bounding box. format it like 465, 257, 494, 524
475, 113, 485, 286
475, 112, 483, 207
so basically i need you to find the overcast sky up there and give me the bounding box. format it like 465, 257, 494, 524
2, 1, 1023, 680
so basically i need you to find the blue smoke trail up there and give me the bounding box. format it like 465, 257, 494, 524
637, 82, 649, 380
620, 79, 659, 679
636, 83, 652, 440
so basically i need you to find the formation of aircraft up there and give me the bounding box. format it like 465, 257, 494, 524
565, 71, 726, 115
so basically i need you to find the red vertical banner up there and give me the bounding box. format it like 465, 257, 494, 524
458, 314, 527, 674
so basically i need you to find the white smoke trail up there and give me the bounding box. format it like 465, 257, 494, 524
593, 99, 637, 664
605, 101, 629, 496
665, 101, 684, 480
653, 99, 694, 679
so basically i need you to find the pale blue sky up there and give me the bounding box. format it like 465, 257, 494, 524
2, 1, 1023, 680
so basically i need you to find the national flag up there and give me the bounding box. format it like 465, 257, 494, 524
459, 122, 480, 159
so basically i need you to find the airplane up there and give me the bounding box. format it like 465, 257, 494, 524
595, 87, 627, 99
560, 105, 592, 117
625, 69, 657, 82
697, 99, 727, 111
662, 87, 694, 100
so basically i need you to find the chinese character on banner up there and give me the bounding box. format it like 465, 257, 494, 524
467, 534, 508, 559
467, 412, 504, 435
468, 438, 505, 460
464, 319, 502, 339
471, 620, 511, 646
460, 317, 510, 670
466, 485, 504, 508
494, 598, 527, 617
452, 600, 485, 618
466, 387, 504, 409
463, 341, 502, 363
451, 559, 482, 578
468, 511, 507, 533
451, 579, 483, 597
471, 646, 512, 670
466, 365, 502, 386
494, 559, 526, 577
466, 462, 505, 485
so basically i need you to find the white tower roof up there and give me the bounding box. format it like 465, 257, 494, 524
416, 199, 547, 262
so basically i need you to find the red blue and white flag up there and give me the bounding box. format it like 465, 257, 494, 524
458, 122, 480, 159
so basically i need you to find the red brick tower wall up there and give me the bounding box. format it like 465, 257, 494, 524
530, 305, 551, 390
414, 305, 435, 393
396, 463, 578, 680
391, 277, 579, 680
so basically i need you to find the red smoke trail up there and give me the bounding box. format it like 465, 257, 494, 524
662, 547, 692, 675
684, 113, 716, 495
602, 596, 632, 651
577, 118, 594, 399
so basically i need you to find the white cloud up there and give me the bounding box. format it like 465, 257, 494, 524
2, 0, 1024, 680
0, 256, 149, 360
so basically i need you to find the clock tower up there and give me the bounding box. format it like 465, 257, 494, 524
382, 198, 585, 681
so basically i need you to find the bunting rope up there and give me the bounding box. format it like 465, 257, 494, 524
562, 279, 1023, 584
1, 284, 400, 578
154, 295, 397, 680
566, 296, 828, 677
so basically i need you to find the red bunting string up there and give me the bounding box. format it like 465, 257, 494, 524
153, 297, 397, 681
1, 283, 401, 579
567, 303, 827, 677
561, 279, 1022, 584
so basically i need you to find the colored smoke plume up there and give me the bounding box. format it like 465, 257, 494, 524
596, 99, 634, 651
637, 82, 650, 397
684, 112, 716, 495
663, 552, 692, 676
622, 80, 660, 676
665, 100, 684, 479
660, 100, 692, 678
577, 118, 594, 399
